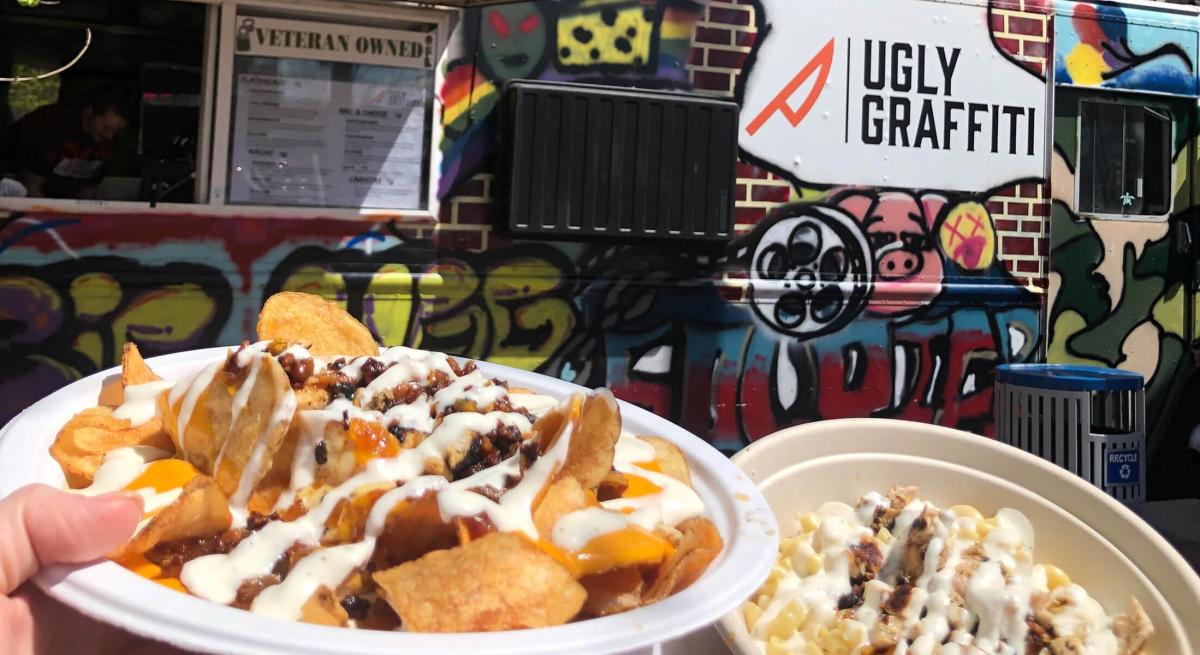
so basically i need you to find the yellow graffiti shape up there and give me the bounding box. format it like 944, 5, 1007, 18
482, 258, 575, 371
1048, 310, 1108, 367
418, 261, 489, 356
420, 261, 479, 317
70, 272, 121, 318
0, 275, 61, 339
557, 4, 653, 67
1065, 43, 1107, 86
939, 202, 995, 271
364, 263, 417, 347
111, 284, 217, 351
74, 330, 103, 368
280, 265, 348, 308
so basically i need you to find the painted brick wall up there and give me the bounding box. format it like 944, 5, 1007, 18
989, 1, 1052, 285
443, 0, 1053, 289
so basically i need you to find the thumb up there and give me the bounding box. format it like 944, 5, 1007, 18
0, 484, 142, 595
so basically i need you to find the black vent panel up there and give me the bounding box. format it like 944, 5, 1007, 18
498, 81, 737, 242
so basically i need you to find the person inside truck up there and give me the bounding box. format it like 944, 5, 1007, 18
0, 82, 133, 199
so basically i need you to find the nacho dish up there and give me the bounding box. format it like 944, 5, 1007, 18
49, 291, 723, 632
743, 487, 1154, 655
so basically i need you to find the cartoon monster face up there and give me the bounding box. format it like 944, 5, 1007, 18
478, 4, 550, 82
746, 205, 873, 338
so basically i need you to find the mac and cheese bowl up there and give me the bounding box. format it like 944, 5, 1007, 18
718, 418, 1200, 655
0, 344, 777, 655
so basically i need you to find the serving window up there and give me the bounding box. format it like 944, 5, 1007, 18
0, 0, 451, 220
1076, 98, 1172, 221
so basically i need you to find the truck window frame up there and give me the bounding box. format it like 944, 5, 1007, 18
0, 0, 452, 223
1073, 93, 1175, 223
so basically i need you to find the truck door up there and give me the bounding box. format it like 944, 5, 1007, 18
1047, 1, 1199, 496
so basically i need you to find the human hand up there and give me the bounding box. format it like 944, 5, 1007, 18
0, 484, 192, 654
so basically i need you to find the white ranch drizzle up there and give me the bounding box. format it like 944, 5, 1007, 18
132, 487, 184, 536
112, 380, 176, 426
168, 360, 223, 456
508, 392, 561, 418
354, 347, 454, 407
432, 371, 507, 414
74, 446, 172, 496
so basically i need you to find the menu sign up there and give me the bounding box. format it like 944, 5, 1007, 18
228, 15, 435, 209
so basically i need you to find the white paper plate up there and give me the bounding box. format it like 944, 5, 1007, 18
0, 347, 778, 655
716, 418, 1200, 655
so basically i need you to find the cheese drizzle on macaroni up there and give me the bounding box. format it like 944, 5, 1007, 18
743, 487, 1153, 655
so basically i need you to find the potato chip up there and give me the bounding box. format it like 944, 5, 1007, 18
97, 343, 161, 407
248, 381, 341, 512
533, 475, 593, 539
556, 390, 620, 491
642, 517, 723, 604
639, 436, 692, 486
580, 567, 644, 617
98, 374, 124, 408
257, 291, 378, 357
377, 492, 460, 565
123, 342, 162, 387
300, 585, 349, 627
374, 532, 585, 632
532, 393, 580, 453
50, 407, 174, 488
323, 484, 390, 545
159, 352, 294, 503
112, 474, 233, 559
247, 423, 301, 515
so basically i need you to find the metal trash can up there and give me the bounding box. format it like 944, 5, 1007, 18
994, 364, 1145, 504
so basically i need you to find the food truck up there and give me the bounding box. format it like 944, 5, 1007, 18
1, 0, 1199, 502
4, 1, 1200, 653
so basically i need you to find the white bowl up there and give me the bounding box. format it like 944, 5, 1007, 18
0, 347, 779, 655
716, 418, 1200, 655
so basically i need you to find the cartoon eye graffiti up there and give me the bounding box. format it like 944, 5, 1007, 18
747, 206, 872, 339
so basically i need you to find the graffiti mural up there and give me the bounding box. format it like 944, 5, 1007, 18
3, 0, 1060, 454
0, 250, 232, 423
2, 197, 1040, 453
438, 0, 701, 198
1055, 1, 1197, 95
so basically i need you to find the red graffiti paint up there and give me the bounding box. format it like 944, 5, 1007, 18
488, 9, 512, 39
745, 38, 835, 136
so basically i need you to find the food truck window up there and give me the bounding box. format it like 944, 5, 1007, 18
0, 0, 206, 202
1078, 100, 1171, 219
217, 6, 441, 213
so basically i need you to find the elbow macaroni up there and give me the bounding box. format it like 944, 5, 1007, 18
741, 488, 1152, 655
